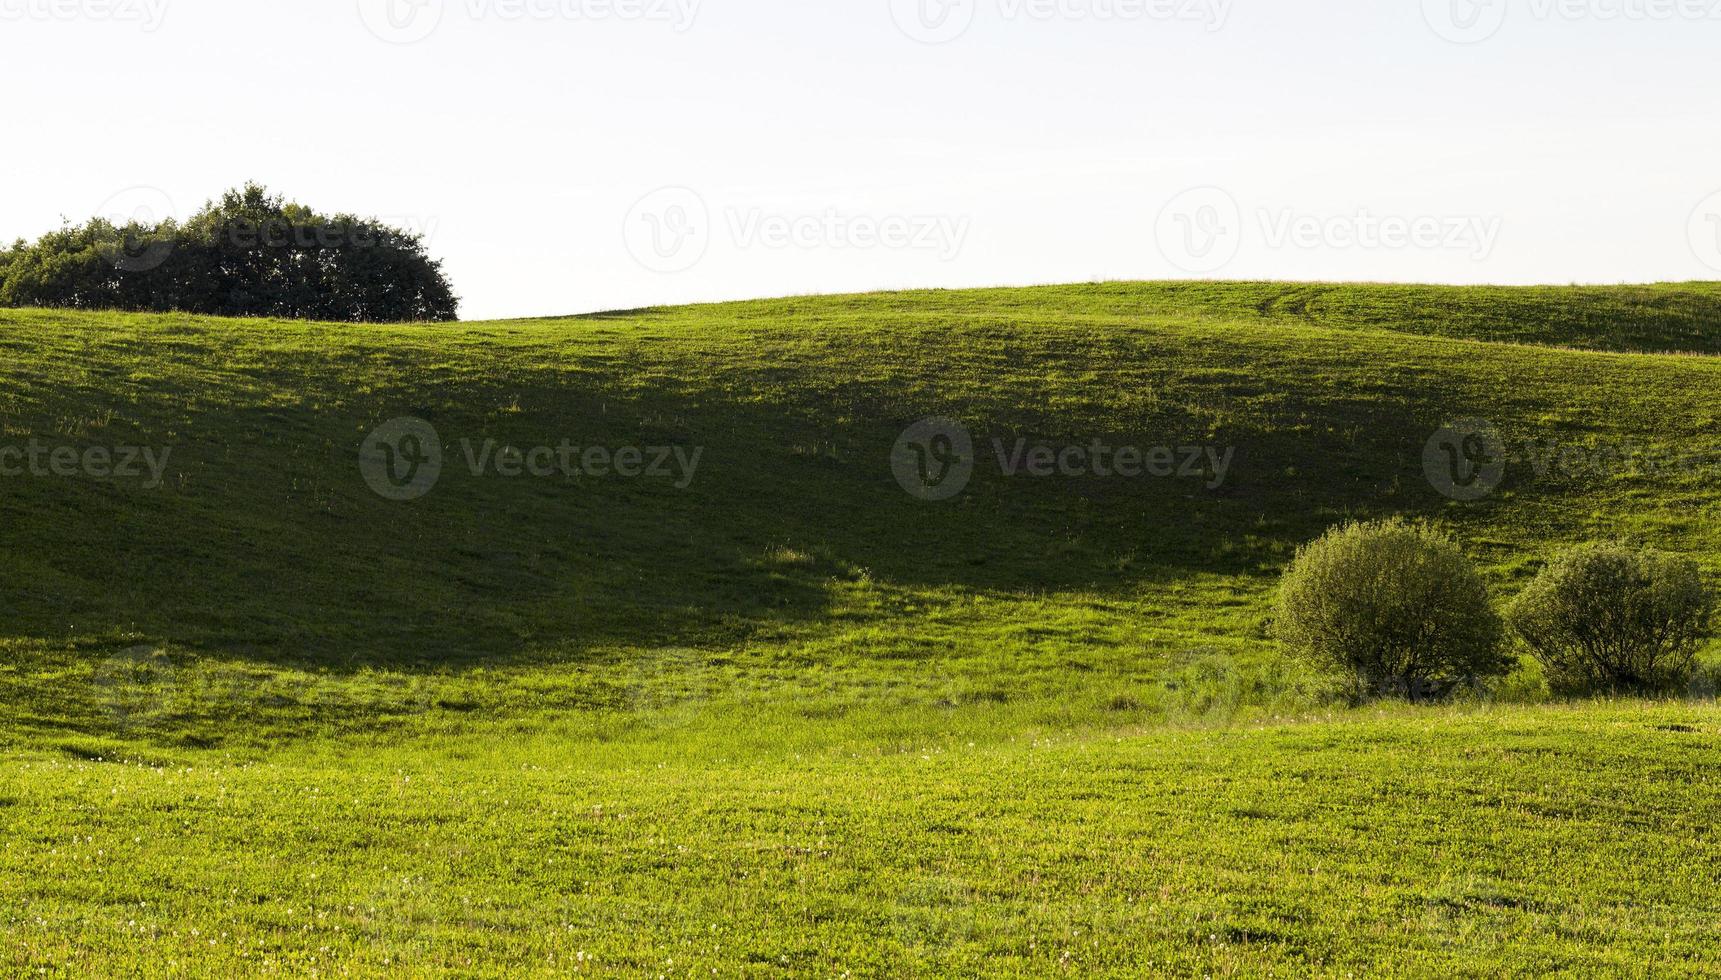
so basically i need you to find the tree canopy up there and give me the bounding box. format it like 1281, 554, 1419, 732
0, 184, 458, 322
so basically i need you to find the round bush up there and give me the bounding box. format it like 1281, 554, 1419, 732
1506, 543, 1714, 696
1273, 518, 1508, 701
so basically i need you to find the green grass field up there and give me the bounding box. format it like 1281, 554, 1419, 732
3, 281, 1719, 976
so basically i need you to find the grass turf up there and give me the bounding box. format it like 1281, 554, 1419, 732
2, 280, 1719, 975
6, 703, 1719, 977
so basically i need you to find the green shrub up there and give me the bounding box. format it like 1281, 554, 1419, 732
1506, 543, 1715, 695
0, 183, 457, 322
1274, 518, 1509, 701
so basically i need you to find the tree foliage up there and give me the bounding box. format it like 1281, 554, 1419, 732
1507, 543, 1714, 695
1274, 518, 1509, 701
0, 184, 457, 322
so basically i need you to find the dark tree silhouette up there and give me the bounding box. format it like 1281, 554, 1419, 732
0, 184, 458, 322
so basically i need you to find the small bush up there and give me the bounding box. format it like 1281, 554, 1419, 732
1506, 543, 1715, 696
1274, 518, 1508, 701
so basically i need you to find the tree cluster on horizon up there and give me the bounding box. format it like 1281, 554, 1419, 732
0, 184, 458, 323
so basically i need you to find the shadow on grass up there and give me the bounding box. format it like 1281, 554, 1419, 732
2, 309, 1712, 677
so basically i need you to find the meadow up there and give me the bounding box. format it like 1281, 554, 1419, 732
2, 281, 1718, 976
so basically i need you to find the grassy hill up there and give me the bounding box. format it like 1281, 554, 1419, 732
3, 282, 1719, 975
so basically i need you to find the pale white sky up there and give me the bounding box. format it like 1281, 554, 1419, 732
3, 0, 1719, 320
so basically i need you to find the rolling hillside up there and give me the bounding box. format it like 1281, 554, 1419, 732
1, 281, 1717, 738
2, 282, 1719, 975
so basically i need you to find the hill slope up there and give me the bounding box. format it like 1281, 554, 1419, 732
868, 280, 1721, 354
3, 282, 1720, 975
1, 281, 1719, 740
